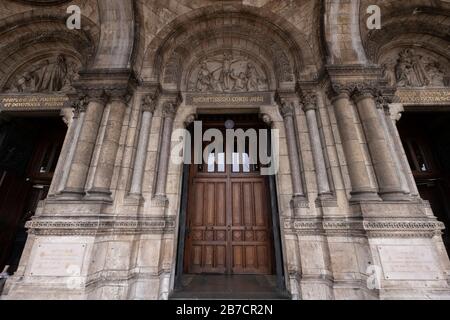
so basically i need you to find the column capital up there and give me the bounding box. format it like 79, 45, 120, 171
68, 94, 88, 117
260, 113, 273, 126
351, 82, 378, 102
184, 114, 197, 127
142, 93, 158, 113
326, 83, 353, 101
162, 101, 179, 119
278, 100, 295, 119
82, 88, 108, 105
299, 91, 318, 112
105, 88, 131, 104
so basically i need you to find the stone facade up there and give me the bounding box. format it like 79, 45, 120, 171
0, 0, 450, 300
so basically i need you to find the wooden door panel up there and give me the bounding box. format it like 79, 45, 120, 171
187, 180, 227, 273
230, 180, 272, 274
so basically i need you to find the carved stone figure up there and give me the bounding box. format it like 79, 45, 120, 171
196, 61, 214, 92
189, 53, 267, 92
6, 54, 79, 93
391, 49, 447, 88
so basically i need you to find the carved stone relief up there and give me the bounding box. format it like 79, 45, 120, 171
4, 54, 81, 93
382, 49, 449, 88
188, 52, 268, 93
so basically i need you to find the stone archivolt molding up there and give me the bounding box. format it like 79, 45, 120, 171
25, 216, 176, 236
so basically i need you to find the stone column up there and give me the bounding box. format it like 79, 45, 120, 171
376, 97, 410, 195
278, 99, 308, 208
129, 94, 156, 197
87, 90, 129, 201
153, 101, 179, 206
54, 98, 86, 195
301, 92, 333, 199
388, 103, 420, 197
329, 86, 380, 202
60, 90, 107, 199
352, 86, 407, 201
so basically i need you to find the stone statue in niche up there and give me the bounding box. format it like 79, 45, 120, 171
6, 54, 80, 93
190, 53, 268, 92
383, 49, 448, 88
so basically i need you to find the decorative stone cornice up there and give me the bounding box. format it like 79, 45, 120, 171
25, 216, 176, 236
73, 69, 137, 105
284, 217, 444, 238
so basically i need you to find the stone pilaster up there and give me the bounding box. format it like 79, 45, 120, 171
153, 95, 182, 207
328, 84, 380, 202
276, 94, 308, 210
352, 84, 408, 201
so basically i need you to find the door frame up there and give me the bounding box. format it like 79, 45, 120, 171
174, 116, 286, 290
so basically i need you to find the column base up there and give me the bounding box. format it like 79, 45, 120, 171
153, 194, 169, 208
379, 190, 411, 202
55, 188, 85, 201
85, 188, 113, 202
349, 191, 382, 203
315, 194, 338, 208
290, 195, 309, 209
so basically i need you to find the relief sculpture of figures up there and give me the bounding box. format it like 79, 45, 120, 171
6, 54, 79, 93
191, 52, 267, 92
385, 49, 448, 88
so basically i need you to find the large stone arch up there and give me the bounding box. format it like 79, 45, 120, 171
0, 7, 100, 91
136, 3, 323, 86
359, 4, 450, 88
92, 0, 134, 69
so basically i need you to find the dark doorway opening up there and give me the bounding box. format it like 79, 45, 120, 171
0, 115, 67, 274
398, 112, 450, 256
173, 114, 288, 299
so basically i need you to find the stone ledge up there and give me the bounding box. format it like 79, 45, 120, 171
284, 217, 444, 238
25, 216, 175, 236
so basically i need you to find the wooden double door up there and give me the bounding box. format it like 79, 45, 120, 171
183, 115, 275, 275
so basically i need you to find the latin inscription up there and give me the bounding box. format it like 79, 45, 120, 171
377, 245, 441, 280
0, 95, 69, 110
30, 243, 86, 277
185, 92, 272, 106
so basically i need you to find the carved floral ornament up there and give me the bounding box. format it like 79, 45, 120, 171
381, 48, 449, 88
187, 52, 269, 93
3, 54, 81, 94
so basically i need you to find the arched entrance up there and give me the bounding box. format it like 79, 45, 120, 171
173, 113, 287, 299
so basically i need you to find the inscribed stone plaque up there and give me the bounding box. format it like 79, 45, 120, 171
0, 94, 69, 111
185, 92, 272, 106
377, 245, 441, 280
30, 243, 86, 277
